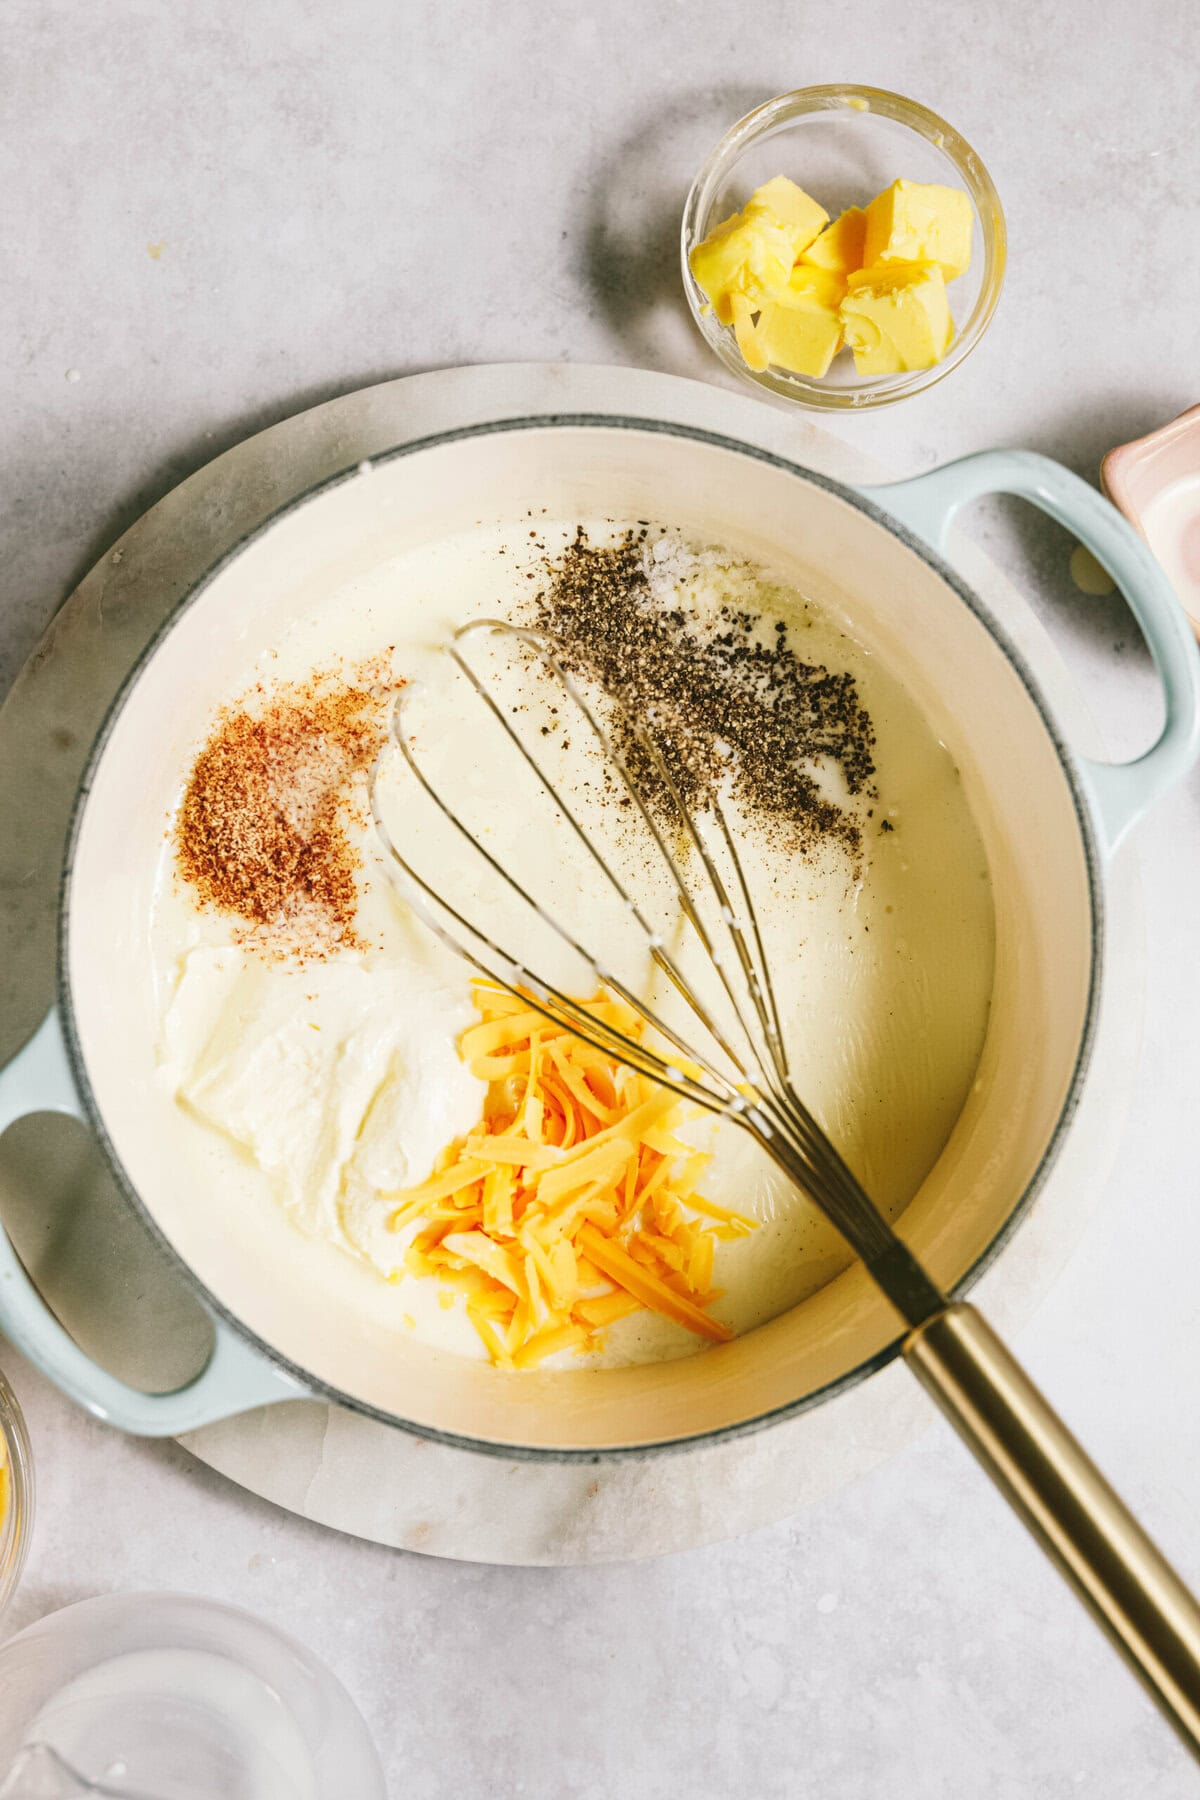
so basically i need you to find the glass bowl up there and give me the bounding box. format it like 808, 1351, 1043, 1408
0, 1365, 34, 1623
0, 1593, 387, 1798
681, 84, 1007, 411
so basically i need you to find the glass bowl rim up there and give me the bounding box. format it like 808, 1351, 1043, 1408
0, 1365, 34, 1622
680, 82, 1008, 411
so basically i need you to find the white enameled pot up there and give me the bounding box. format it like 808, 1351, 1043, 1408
1, 418, 1197, 1456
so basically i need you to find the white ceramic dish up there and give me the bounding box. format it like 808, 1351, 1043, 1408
0, 417, 1196, 1458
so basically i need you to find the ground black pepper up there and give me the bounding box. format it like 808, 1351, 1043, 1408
528, 529, 874, 859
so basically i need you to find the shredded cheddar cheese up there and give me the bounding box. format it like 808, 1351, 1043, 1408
385, 981, 757, 1367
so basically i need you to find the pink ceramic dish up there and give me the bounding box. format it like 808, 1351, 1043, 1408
1102, 403, 1200, 639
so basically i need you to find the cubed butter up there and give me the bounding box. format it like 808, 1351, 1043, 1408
690, 211, 797, 318
862, 180, 974, 280
689, 178, 828, 320
754, 305, 841, 378
775, 264, 847, 311
800, 206, 867, 276
839, 262, 953, 375
754, 263, 845, 377
743, 176, 829, 253
690, 171, 967, 381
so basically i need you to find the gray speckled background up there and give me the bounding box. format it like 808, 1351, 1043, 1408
3, 3, 1200, 1794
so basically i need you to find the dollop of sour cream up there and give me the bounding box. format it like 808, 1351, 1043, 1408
160, 943, 484, 1276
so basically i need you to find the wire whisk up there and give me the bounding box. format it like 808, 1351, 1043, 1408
370, 619, 941, 1326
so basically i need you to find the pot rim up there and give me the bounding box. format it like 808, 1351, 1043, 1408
56, 414, 1104, 1462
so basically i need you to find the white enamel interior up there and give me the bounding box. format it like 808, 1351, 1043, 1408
65, 423, 1096, 1452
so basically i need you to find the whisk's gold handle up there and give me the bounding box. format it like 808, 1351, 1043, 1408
904, 1302, 1200, 1758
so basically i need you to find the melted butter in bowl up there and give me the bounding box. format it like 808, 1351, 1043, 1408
152, 522, 995, 1370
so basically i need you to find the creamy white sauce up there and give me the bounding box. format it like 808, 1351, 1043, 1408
152, 522, 995, 1368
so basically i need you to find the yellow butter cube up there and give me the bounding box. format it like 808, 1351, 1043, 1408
689, 178, 828, 323
776, 264, 847, 310
690, 212, 798, 316
839, 262, 953, 375
801, 206, 867, 276
754, 303, 843, 378
743, 176, 829, 253
862, 180, 974, 280
754, 265, 845, 377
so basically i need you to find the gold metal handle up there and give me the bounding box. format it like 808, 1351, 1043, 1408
904, 1301, 1200, 1758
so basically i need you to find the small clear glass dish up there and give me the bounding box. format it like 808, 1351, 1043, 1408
681, 84, 1007, 411
0, 1366, 33, 1623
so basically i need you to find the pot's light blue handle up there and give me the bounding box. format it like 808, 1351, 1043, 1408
0, 1009, 307, 1436
864, 449, 1200, 855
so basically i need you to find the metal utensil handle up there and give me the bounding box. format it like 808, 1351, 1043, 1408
905, 1302, 1200, 1757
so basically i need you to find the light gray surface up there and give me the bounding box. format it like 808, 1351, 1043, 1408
2, 3, 1200, 1795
